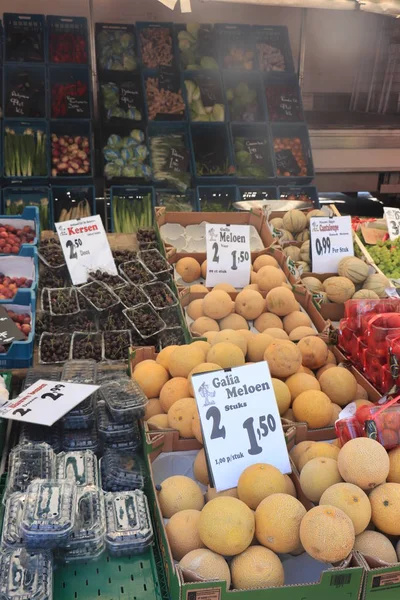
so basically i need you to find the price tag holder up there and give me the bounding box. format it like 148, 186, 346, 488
205, 224, 251, 289
310, 215, 354, 273
0, 306, 26, 344
245, 140, 267, 165
0, 379, 99, 426
384, 207, 400, 241
168, 146, 189, 174
159, 66, 180, 93
55, 215, 118, 285
193, 363, 291, 492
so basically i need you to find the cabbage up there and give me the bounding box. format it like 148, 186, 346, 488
107, 134, 122, 148
104, 163, 122, 178
134, 145, 148, 161
114, 158, 125, 167
130, 130, 145, 143
141, 164, 152, 179
103, 148, 120, 161
120, 148, 134, 162
120, 32, 133, 48
108, 107, 126, 119
126, 108, 141, 120
123, 55, 137, 70
200, 56, 218, 69
122, 165, 137, 177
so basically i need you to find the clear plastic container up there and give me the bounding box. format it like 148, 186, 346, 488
96, 365, 130, 384
115, 283, 148, 310
61, 359, 97, 384
6, 443, 56, 499
118, 259, 156, 285
158, 326, 186, 348
56, 450, 99, 488
88, 270, 126, 290
77, 281, 121, 314
97, 401, 139, 444
1, 492, 25, 549
0, 548, 53, 600
21, 479, 77, 549
62, 423, 99, 454
38, 332, 72, 364
138, 248, 173, 282
100, 380, 148, 422
43, 287, 81, 317
123, 304, 166, 340
103, 330, 132, 362
19, 423, 62, 453
71, 332, 104, 362
101, 449, 146, 492
141, 281, 178, 311
23, 368, 62, 390
105, 490, 153, 556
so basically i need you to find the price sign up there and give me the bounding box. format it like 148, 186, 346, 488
0, 379, 99, 426
384, 207, 400, 241
197, 74, 221, 108
55, 215, 117, 285
0, 306, 26, 344
159, 66, 180, 93
168, 146, 189, 173
245, 140, 267, 165
7, 89, 33, 118
275, 149, 300, 175
310, 215, 354, 273
66, 95, 89, 118
205, 224, 251, 289
120, 83, 140, 110
193, 363, 291, 492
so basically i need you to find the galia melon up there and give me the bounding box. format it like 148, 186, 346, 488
354, 531, 397, 563
297, 336, 329, 369
272, 379, 291, 416
176, 257, 201, 282
179, 549, 231, 585
388, 447, 400, 483
191, 317, 220, 336
297, 442, 340, 471
230, 546, 284, 590
255, 493, 306, 553
144, 398, 164, 420
188, 363, 222, 395
160, 377, 193, 412
247, 333, 274, 362
193, 449, 209, 486
187, 299, 204, 321
264, 327, 289, 340
289, 326, 316, 341
158, 475, 204, 517
168, 398, 197, 437
238, 463, 286, 510
133, 362, 169, 398
205, 486, 238, 502
156, 345, 178, 370
369, 483, 400, 535
292, 390, 332, 429
285, 373, 321, 400
235, 289, 265, 320
264, 340, 302, 378
290, 441, 316, 470
319, 367, 357, 406
257, 266, 286, 292
211, 330, 247, 356
169, 346, 207, 378
203, 290, 234, 320
166, 510, 205, 560
266, 287, 298, 316
213, 283, 236, 293
207, 342, 245, 368
300, 457, 343, 502
283, 311, 312, 334
337, 438, 390, 490
253, 254, 279, 271
320, 482, 371, 535
219, 313, 249, 330
300, 505, 355, 563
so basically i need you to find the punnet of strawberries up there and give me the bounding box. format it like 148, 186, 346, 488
0, 224, 36, 254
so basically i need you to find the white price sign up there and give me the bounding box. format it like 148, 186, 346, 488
310, 216, 354, 273
384, 207, 400, 241
55, 215, 117, 285
0, 380, 99, 426
205, 224, 251, 289
193, 363, 291, 492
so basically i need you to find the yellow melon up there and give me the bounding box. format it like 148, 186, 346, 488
289, 326, 316, 342
205, 486, 238, 502
296, 365, 315, 376
160, 377, 192, 412
189, 340, 211, 357
297, 442, 340, 471
132, 358, 156, 371
300, 457, 343, 502
327, 350, 337, 364
176, 257, 201, 283
300, 505, 355, 563
235, 289, 265, 320
254, 313, 283, 332
238, 463, 286, 510
201, 260, 207, 279
272, 379, 291, 416
147, 414, 172, 430
302, 277, 324, 294
319, 367, 358, 407
290, 441, 316, 470
198, 497, 255, 556
283, 311, 312, 334
292, 390, 332, 429
284, 475, 297, 497
323, 277, 355, 303
188, 362, 222, 395
219, 313, 249, 330
166, 510, 205, 560
207, 342, 245, 368
203, 290, 234, 320
190, 284, 209, 293
191, 317, 219, 336
133, 362, 169, 398
211, 330, 247, 356
237, 329, 254, 343
230, 546, 284, 590
316, 363, 336, 380
354, 531, 397, 563
263, 327, 289, 340
253, 254, 279, 271
246, 334, 273, 362
213, 283, 236, 293
257, 266, 286, 292
297, 336, 329, 369
168, 398, 198, 438
187, 299, 204, 321
266, 287, 298, 316
250, 271, 258, 284
203, 331, 218, 343
320, 482, 371, 535
370, 483, 400, 535
337, 438, 390, 490
388, 447, 400, 484
159, 475, 204, 517
363, 273, 390, 298
244, 283, 261, 292
191, 411, 203, 444
264, 340, 302, 378
169, 345, 206, 378
193, 449, 209, 486
156, 345, 178, 371
144, 398, 164, 420
179, 549, 230, 585
285, 373, 321, 400
329, 403, 342, 425
255, 493, 306, 553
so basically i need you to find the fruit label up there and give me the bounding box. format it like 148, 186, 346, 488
205, 224, 251, 289
55, 215, 118, 285
309, 215, 354, 273
0, 306, 26, 344
384, 207, 400, 241
0, 379, 99, 426
192, 362, 291, 492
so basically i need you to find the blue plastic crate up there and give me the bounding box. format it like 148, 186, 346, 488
155, 188, 198, 212
183, 69, 226, 123
50, 120, 93, 180
231, 122, 275, 183
137, 22, 177, 70
51, 185, 96, 227
3, 120, 49, 180
4, 13, 45, 63
190, 122, 236, 184
216, 24, 257, 72
49, 66, 92, 120
4, 64, 47, 119
0, 289, 35, 369
197, 185, 239, 212
174, 23, 219, 71
143, 69, 186, 122
271, 122, 314, 185
222, 70, 267, 123
3, 186, 51, 231
264, 72, 304, 123
102, 123, 151, 186
0, 205, 40, 245
47, 16, 89, 65
279, 185, 319, 207
238, 186, 279, 202
148, 121, 193, 191
0, 246, 38, 298
110, 186, 155, 233
252, 25, 295, 74
96, 23, 138, 73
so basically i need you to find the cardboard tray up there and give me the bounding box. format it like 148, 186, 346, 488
357, 552, 400, 600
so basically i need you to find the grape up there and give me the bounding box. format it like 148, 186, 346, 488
366, 237, 400, 279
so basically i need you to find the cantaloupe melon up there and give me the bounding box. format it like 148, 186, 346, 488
319, 367, 357, 406
297, 441, 340, 471
337, 438, 390, 490
213, 283, 236, 293
270, 217, 284, 230
363, 273, 390, 298
156, 345, 178, 371
158, 475, 204, 517
283, 311, 312, 334
189, 341, 211, 357
285, 373, 321, 400
230, 546, 284, 590
160, 377, 192, 412
190, 284, 209, 293
388, 447, 400, 484
284, 475, 297, 497
264, 340, 302, 378
292, 390, 332, 429
147, 414, 172, 430
191, 317, 220, 336
264, 327, 289, 340
247, 333, 274, 362
369, 483, 400, 535
316, 363, 336, 380
255, 493, 306, 553
307, 209, 325, 223
144, 398, 164, 420
289, 326, 316, 341
219, 313, 249, 330
300, 241, 310, 262
320, 482, 371, 535
296, 230, 310, 242
203, 290, 234, 320
254, 313, 283, 332
238, 463, 286, 510
257, 266, 286, 292
205, 486, 238, 502
168, 397, 197, 437
272, 378, 291, 416
300, 505, 355, 563
338, 257, 369, 284
278, 229, 294, 242
166, 510, 205, 560
297, 336, 329, 369
187, 299, 204, 321
354, 531, 397, 563
235, 289, 265, 320
169, 345, 207, 378
207, 342, 245, 368
176, 257, 201, 283
283, 246, 301, 262
352, 289, 379, 300
211, 330, 247, 356
198, 497, 255, 556
323, 277, 356, 303
302, 277, 324, 293
283, 209, 307, 233
329, 403, 342, 425
290, 441, 316, 470
193, 449, 209, 486
300, 457, 343, 502
179, 549, 231, 585
266, 287, 298, 316
253, 254, 279, 271
133, 362, 169, 398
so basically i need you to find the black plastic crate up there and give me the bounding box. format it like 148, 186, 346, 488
99, 71, 145, 125
231, 122, 275, 182
271, 122, 314, 184
238, 186, 278, 202
216, 24, 256, 71
253, 25, 295, 73
223, 71, 267, 123
149, 122, 192, 192
183, 70, 226, 123
137, 22, 176, 69
190, 122, 236, 183
197, 185, 239, 212
264, 73, 304, 122
47, 16, 89, 65
174, 23, 218, 71
96, 23, 138, 73
49, 66, 91, 119
4, 64, 47, 119
50, 120, 93, 180
143, 69, 186, 122
102, 123, 151, 185
4, 13, 45, 63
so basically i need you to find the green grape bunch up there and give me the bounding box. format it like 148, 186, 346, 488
367, 237, 400, 279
